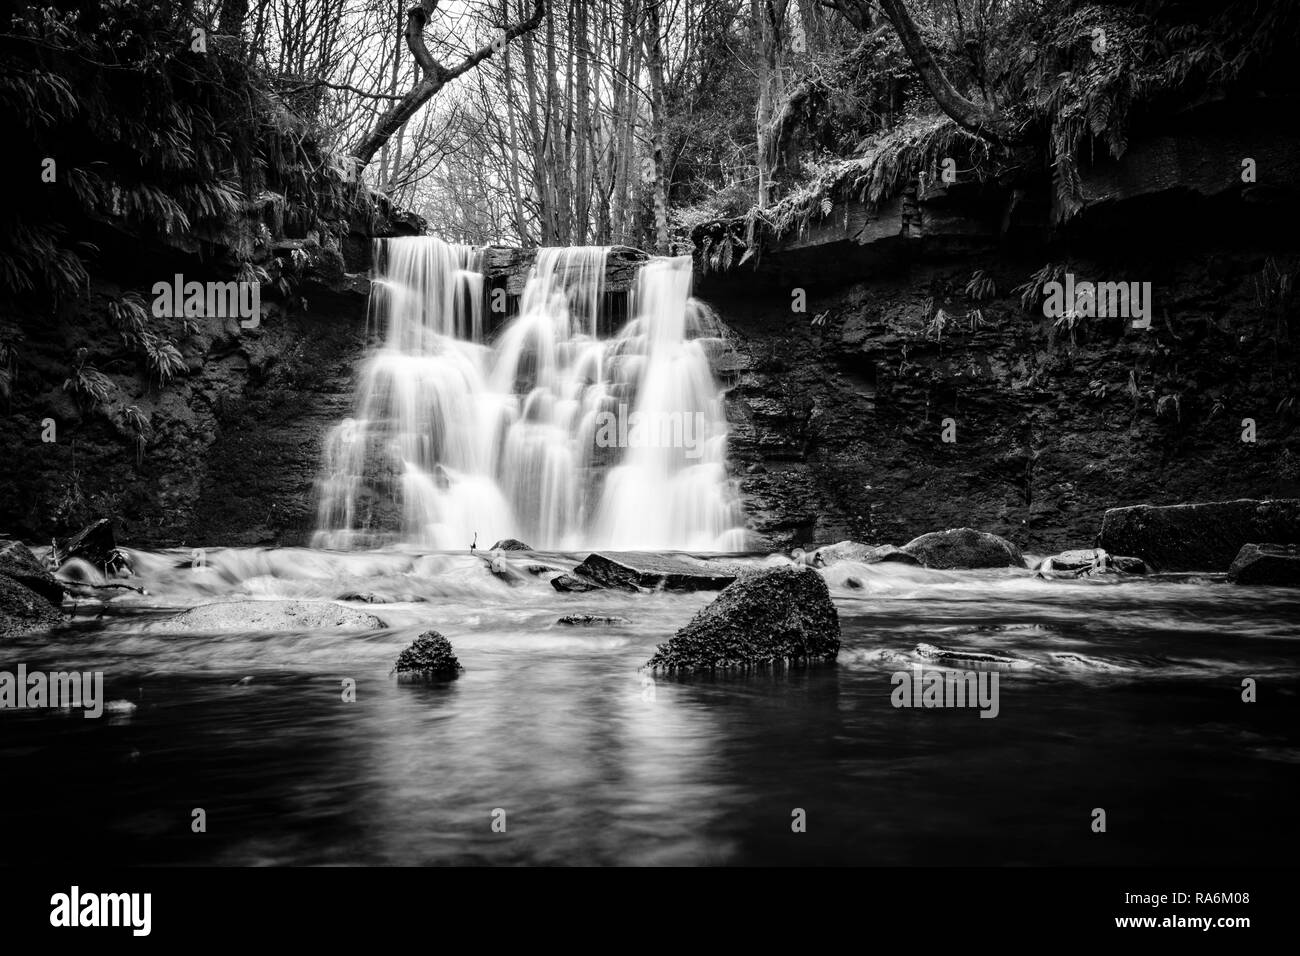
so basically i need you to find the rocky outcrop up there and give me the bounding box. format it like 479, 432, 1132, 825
644, 565, 840, 671
393, 631, 462, 679
1098, 499, 1300, 572
1227, 543, 1300, 586
0, 575, 63, 638
900, 528, 1025, 569
0, 540, 64, 605
565, 552, 739, 592
163, 600, 386, 631
557, 614, 631, 626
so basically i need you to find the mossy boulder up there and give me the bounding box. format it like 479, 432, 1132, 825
644, 565, 840, 672
0, 540, 64, 606
393, 631, 463, 679
0, 575, 63, 638
901, 528, 1025, 569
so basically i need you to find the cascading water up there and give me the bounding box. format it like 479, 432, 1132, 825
312, 236, 746, 551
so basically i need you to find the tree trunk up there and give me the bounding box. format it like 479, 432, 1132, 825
643, 0, 670, 254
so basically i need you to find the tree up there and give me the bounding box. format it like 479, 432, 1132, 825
833, 0, 1016, 144
350, 0, 548, 168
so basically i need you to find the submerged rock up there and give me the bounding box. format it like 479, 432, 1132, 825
393, 631, 462, 679
812, 541, 919, 567
901, 528, 1025, 569
915, 643, 1033, 670
164, 600, 386, 631
489, 539, 531, 552
0, 575, 63, 638
644, 565, 840, 671
0, 539, 64, 605
1227, 543, 1300, 586
1098, 499, 1300, 572
570, 551, 738, 592
556, 614, 631, 626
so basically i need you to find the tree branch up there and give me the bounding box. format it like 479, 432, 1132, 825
351, 0, 546, 169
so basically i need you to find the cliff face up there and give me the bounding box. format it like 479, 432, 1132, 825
0, 215, 416, 548
699, 105, 1300, 553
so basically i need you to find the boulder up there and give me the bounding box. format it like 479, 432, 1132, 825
0, 539, 64, 605
393, 630, 462, 679
900, 528, 1025, 569
1227, 543, 1300, 586
0, 575, 63, 638
163, 600, 386, 631
644, 565, 840, 671
570, 551, 738, 592
812, 541, 919, 567
489, 539, 531, 551
1098, 499, 1300, 572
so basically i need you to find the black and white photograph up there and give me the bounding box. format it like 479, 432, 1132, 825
0, 0, 1296, 933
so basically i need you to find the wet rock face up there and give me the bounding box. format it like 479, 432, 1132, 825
1227, 543, 1300, 586
644, 565, 840, 672
489, 539, 531, 552
1099, 499, 1300, 572
0, 575, 63, 638
701, 232, 1300, 556
900, 528, 1026, 569
393, 631, 463, 679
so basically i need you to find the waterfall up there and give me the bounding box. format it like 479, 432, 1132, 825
312, 236, 746, 552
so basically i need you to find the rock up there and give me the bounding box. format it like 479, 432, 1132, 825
163, 600, 386, 631
1098, 499, 1300, 572
551, 573, 601, 593
1227, 543, 1300, 586
0, 539, 64, 606
556, 614, 631, 626
812, 541, 919, 567
0, 575, 63, 638
55, 518, 128, 574
644, 565, 840, 671
900, 528, 1026, 569
489, 539, 531, 551
570, 552, 739, 592
393, 630, 462, 679
1037, 549, 1148, 575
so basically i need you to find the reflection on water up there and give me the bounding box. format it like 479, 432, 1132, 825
2, 547, 1297, 865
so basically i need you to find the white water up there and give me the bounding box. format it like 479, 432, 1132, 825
312, 237, 746, 551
